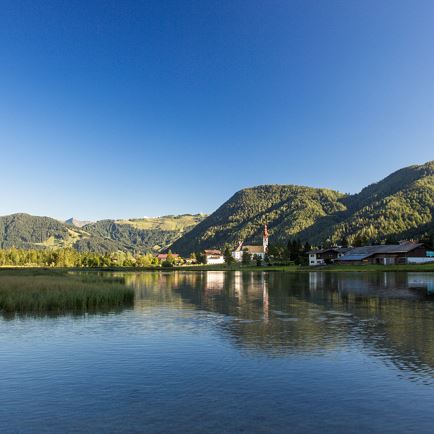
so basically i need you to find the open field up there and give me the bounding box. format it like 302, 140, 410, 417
116, 214, 205, 231
0, 269, 134, 317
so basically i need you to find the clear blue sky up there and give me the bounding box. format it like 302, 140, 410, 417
1, 0, 433, 220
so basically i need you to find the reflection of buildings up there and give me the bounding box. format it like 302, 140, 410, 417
117, 270, 434, 380
308, 271, 433, 298
262, 274, 269, 322
407, 273, 434, 294
309, 272, 325, 290
204, 271, 226, 292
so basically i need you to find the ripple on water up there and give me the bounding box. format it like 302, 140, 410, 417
1, 270, 434, 433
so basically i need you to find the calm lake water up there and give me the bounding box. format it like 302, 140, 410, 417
1, 271, 434, 433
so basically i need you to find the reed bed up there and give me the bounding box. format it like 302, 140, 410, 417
0, 271, 134, 316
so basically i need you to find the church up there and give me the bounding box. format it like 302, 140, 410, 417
232, 225, 269, 262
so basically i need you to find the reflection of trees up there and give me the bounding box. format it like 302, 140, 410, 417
119, 270, 434, 379
304, 272, 434, 378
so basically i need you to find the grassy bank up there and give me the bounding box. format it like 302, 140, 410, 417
0, 270, 134, 317
164, 263, 434, 272
1, 263, 434, 274
302, 264, 434, 272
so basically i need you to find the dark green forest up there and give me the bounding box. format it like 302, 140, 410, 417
171, 161, 434, 255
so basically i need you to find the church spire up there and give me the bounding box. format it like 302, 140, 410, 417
263, 224, 269, 253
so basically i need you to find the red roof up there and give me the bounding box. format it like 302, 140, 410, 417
157, 253, 179, 260
204, 249, 222, 255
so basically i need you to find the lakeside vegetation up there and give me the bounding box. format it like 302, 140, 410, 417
0, 247, 162, 268
0, 270, 134, 317
0, 245, 433, 272
1, 260, 433, 317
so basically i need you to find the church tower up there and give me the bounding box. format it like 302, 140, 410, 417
263, 224, 269, 253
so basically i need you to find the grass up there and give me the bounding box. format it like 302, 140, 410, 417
166, 263, 434, 272
116, 214, 205, 231
2, 263, 434, 275
304, 263, 434, 272
34, 228, 88, 249
0, 270, 134, 317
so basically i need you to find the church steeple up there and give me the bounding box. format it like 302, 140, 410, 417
263, 224, 269, 253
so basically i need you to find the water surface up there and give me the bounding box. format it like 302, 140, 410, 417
1, 271, 433, 433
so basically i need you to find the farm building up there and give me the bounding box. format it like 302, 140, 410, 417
337, 243, 427, 265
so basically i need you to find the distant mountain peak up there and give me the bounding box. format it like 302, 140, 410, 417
65, 218, 93, 228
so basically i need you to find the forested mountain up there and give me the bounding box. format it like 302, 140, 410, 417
82, 215, 204, 252
0, 214, 204, 253
0, 214, 80, 250
1, 162, 433, 255
171, 161, 434, 254
170, 186, 347, 254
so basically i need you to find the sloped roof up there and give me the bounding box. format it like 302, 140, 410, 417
243, 245, 265, 254
157, 253, 179, 259
339, 243, 424, 261
308, 247, 351, 255
204, 249, 222, 255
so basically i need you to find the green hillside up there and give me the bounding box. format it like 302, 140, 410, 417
82, 214, 204, 252
1, 162, 433, 255
0, 213, 205, 253
170, 185, 347, 254
171, 161, 434, 254
0, 214, 86, 249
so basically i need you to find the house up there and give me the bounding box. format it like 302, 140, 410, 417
204, 249, 225, 265
337, 243, 427, 265
308, 247, 352, 266
156, 253, 180, 261
232, 225, 269, 262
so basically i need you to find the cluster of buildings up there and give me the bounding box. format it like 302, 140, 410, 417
308, 242, 434, 266
202, 225, 269, 264
160, 224, 434, 267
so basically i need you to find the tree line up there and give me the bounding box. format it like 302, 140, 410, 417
0, 248, 163, 268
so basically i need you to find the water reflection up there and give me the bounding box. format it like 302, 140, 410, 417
121, 271, 434, 383
2, 270, 434, 433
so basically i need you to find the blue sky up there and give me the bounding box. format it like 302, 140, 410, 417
1, 0, 433, 220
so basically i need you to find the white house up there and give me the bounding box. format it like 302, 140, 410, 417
232, 225, 269, 262
308, 247, 352, 266
204, 249, 225, 265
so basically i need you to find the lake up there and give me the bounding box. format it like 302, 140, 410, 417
1, 271, 433, 433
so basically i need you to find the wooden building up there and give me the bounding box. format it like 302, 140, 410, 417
337, 243, 427, 265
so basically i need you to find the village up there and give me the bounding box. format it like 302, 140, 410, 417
156, 224, 434, 267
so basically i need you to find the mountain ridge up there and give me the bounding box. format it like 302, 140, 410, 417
1, 161, 433, 254
0, 213, 205, 253
170, 161, 434, 254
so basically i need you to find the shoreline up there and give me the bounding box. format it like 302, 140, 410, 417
1, 264, 434, 273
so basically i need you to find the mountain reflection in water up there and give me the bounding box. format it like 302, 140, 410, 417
1, 270, 434, 433
123, 271, 434, 382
